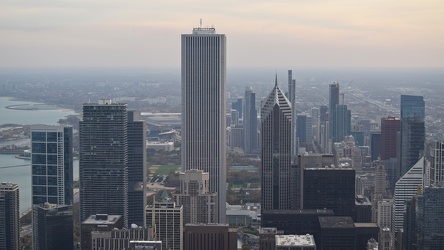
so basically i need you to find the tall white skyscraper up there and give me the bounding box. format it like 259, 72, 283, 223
392, 157, 423, 235
181, 26, 226, 222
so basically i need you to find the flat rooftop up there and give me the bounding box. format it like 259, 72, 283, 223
262, 209, 334, 215
275, 234, 316, 247
260, 227, 277, 234
319, 216, 355, 228
82, 214, 121, 225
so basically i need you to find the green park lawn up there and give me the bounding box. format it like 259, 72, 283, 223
149, 164, 181, 175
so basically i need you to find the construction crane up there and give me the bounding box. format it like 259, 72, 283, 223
341, 80, 353, 105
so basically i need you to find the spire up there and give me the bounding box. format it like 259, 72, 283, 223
275, 73, 278, 87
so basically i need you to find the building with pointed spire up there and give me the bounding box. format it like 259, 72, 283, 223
261, 76, 293, 210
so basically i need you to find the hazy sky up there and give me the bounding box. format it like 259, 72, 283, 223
1, 0, 443, 68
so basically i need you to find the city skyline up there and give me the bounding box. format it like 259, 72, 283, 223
1, 1, 444, 68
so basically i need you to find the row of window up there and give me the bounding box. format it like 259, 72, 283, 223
32, 165, 59, 175
32, 176, 59, 186
33, 186, 59, 196
32, 154, 60, 165
32, 132, 62, 142
32, 142, 60, 154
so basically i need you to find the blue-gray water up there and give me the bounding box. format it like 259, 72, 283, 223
0, 97, 78, 212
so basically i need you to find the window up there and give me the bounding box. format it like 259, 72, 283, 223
32, 165, 46, 175
32, 176, 46, 185
47, 132, 58, 142
32, 143, 46, 153
47, 155, 58, 165
47, 177, 58, 186
32, 154, 46, 164
47, 143, 58, 154
32, 132, 46, 142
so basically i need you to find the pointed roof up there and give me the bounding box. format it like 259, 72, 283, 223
261, 75, 292, 120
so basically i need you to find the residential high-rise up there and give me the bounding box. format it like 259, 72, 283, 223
0, 182, 19, 250
146, 201, 183, 250
127, 111, 147, 227
31, 125, 73, 250
173, 169, 218, 224
296, 114, 313, 148
319, 105, 329, 153
231, 98, 243, 120
311, 107, 320, 142
261, 78, 293, 210
431, 141, 444, 185
79, 100, 128, 225
399, 95, 425, 179
380, 117, 400, 160
229, 125, 244, 149
181, 26, 226, 222
334, 104, 351, 142
370, 132, 382, 161
329, 82, 340, 142
392, 157, 423, 235
31, 125, 73, 206
288, 70, 297, 159
244, 86, 258, 154
377, 199, 393, 231
32, 204, 73, 250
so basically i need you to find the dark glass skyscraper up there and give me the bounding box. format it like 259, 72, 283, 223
302, 168, 356, 217
399, 95, 425, 178
244, 86, 258, 154
127, 111, 147, 227
334, 104, 351, 142
79, 100, 128, 226
381, 117, 400, 160
261, 78, 293, 210
416, 185, 444, 249
0, 182, 19, 250
329, 82, 340, 142
32, 204, 73, 250
30, 125, 73, 250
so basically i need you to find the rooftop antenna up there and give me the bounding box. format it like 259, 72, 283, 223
200, 18, 202, 28
275, 72, 278, 87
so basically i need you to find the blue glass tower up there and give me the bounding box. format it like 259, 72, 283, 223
399, 95, 425, 179
31, 125, 73, 206
31, 125, 73, 250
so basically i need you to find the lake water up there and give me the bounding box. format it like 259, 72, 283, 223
0, 97, 78, 212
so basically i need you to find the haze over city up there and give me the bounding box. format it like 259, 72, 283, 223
1, 0, 444, 68
2, 1, 444, 249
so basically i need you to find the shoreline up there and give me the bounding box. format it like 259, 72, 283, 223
1, 96, 78, 113
5, 103, 61, 111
